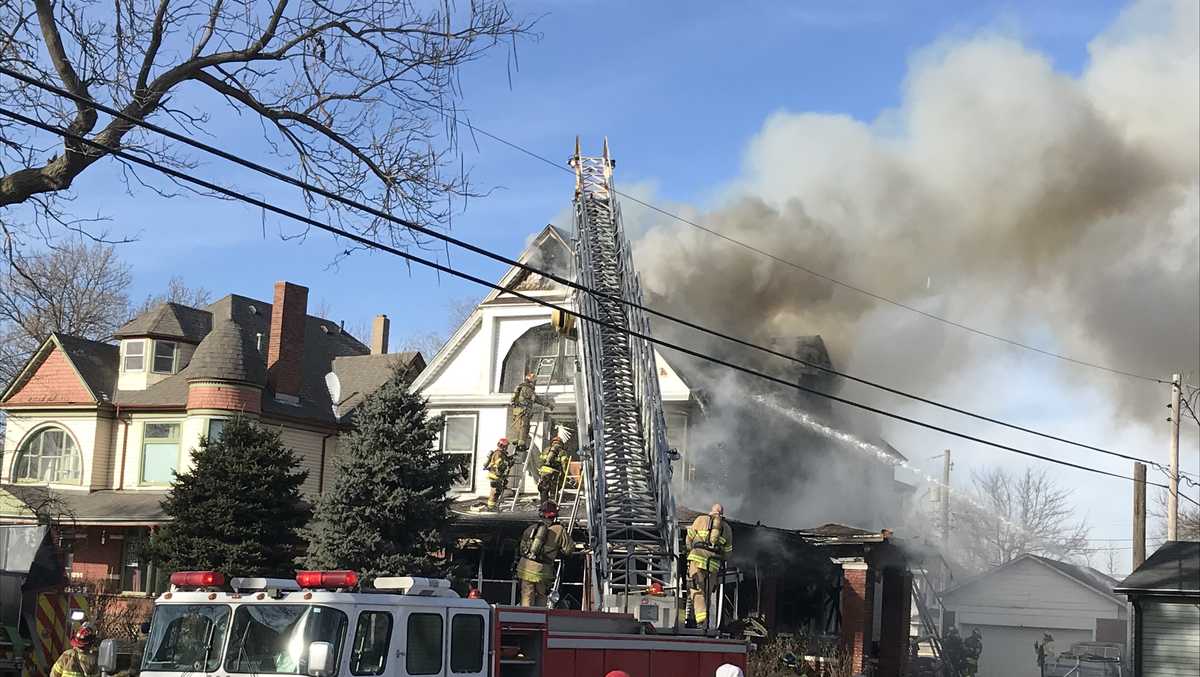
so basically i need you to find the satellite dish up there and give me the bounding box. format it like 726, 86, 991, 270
324, 372, 341, 415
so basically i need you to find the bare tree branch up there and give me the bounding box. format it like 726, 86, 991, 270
0, 0, 534, 251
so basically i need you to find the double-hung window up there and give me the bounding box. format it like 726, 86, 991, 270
441, 414, 477, 492
153, 341, 177, 373
123, 340, 145, 372
141, 422, 181, 485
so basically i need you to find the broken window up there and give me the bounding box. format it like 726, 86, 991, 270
499, 324, 574, 392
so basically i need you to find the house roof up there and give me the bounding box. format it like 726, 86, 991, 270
3, 289, 418, 426
332, 352, 424, 416
186, 311, 268, 385
109, 294, 379, 423
0, 485, 168, 524
944, 553, 1124, 604
1114, 540, 1200, 596
113, 302, 212, 342
56, 334, 120, 400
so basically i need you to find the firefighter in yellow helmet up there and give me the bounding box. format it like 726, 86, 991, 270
685, 503, 733, 628
484, 437, 514, 511
52, 625, 99, 677
537, 436, 570, 504
508, 372, 553, 452
516, 501, 574, 608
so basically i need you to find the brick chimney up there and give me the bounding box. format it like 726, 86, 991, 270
371, 314, 390, 355
267, 281, 308, 404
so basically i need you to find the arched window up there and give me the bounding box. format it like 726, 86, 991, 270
13, 427, 82, 484
499, 324, 574, 392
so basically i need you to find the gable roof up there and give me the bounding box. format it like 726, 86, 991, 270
944, 553, 1123, 605
114, 302, 212, 342
480, 224, 573, 305
1, 333, 118, 404
1114, 540, 1200, 596
332, 351, 425, 417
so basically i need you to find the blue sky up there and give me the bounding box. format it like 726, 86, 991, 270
18, 0, 1196, 567
57, 0, 1130, 337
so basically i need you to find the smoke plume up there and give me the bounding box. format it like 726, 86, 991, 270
628, 0, 1199, 528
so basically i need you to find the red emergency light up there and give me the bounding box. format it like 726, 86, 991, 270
170, 571, 225, 587
296, 570, 358, 589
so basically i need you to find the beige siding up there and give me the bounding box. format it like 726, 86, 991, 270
89, 415, 117, 489
1, 411, 103, 490
277, 427, 330, 499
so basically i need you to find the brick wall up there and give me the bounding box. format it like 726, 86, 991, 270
186, 383, 263, 413
267, 281, 308, 398
4, 347, 92, 404
840, 565, 869, 674
66, 527, 125, 589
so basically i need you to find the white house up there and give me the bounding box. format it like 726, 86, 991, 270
412, 225, 696, 504
940, 554, 1127, 677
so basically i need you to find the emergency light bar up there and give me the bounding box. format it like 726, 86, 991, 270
373, 577, 459, 597
230, 577, 301, 592
170, 571, 225, 588
296, 570, 359, 589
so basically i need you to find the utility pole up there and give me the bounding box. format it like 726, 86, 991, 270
1168, 374, 1181, 541
942, 449, 952, 549
1133, 462, 1147, 568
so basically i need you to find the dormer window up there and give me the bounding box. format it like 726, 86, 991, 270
122, 340, 145, 372
153, 340, 178, 373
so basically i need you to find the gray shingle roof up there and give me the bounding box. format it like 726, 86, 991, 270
54, 334, 119, 400
1028, 554, 1122, 601
0, 485, 168, 523
1115, 540, 1200, 596
331, 352, 425, 416
186, 311, 267, 385
114, 302, 212, 342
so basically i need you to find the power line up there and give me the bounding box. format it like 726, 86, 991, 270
5, 105, 1188, 497
2, 68, 1190, 481
435, 101, 1170, 384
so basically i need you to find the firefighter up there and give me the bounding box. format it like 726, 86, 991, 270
685, 503, 733, 628
51, 625, 98, 677
1035, 632, 1056, 676
516, 501, 574, 608
964, 628, 983, 676
942, 627, 965, 675
508, 372, 553, 451
537, 436, 570, 504
484, 437, 514, 511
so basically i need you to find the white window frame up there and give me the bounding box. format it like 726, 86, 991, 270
12, 425, 83, 485
440, 413, 478, 493
152, 340, 178, 373
122, 339, 146, 372
139, 421, 181, 486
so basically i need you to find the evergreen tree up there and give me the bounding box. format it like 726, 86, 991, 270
149, 417, 310, 576
305, 367, 465, 579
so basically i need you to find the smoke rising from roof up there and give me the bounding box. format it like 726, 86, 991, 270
627, 0, 1199, 527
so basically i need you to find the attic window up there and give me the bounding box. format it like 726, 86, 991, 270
153, 341, 177, 373
123, 340, 145, 372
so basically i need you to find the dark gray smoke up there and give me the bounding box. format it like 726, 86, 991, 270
628, 0, 1199, 528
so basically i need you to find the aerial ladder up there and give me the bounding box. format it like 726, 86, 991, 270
567, 139, 679, 615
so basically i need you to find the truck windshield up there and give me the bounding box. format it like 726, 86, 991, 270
142, 604, 230, 673
225, 605, 347, 675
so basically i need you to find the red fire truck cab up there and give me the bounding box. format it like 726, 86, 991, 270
101, 572, 746, 677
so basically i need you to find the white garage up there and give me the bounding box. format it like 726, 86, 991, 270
942, 554, 1127, 677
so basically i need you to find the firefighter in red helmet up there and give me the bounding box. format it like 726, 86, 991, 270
516, 501, 574, 608
52, 625, 99, 677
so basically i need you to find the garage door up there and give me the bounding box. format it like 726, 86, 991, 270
1141, 600, 1200, 677
961, 624, 1091, 677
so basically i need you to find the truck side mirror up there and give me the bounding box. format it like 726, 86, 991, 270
98, 639, 119, 674
305, 641, 335, 677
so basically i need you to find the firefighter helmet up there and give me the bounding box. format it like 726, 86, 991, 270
71, 625, 96, 649
498, 437, 509, 447
540, 500, 559, 518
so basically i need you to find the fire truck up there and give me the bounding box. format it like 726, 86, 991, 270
96, 571, 746, 677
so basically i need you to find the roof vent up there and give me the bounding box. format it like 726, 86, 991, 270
321, 325, 330, 334
248, 304, 259, 316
